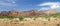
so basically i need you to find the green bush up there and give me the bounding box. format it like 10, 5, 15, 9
0, 13, 60, 19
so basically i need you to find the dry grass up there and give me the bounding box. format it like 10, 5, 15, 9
0, 18, 60, 26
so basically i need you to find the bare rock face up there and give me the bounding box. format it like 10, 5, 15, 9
45, 10, 57, 14
0, 9, 57, 16
8, 10, 21, 16
0, 11, 9, 16
0, 10, 46, 16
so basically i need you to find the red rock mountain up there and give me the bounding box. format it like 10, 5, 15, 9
0, 10, 46, 16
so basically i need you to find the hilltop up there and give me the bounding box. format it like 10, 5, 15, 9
0, 10, 46, 16
0, 9, 59, 18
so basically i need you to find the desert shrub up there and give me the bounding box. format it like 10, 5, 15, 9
0, 16, 17, 19
19, 16, 25, 21
0, 13, 60, 19
57, 24, 60, 26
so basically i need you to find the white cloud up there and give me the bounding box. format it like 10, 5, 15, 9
39, 7, 50, 10
0, 0, 17, 6
6, 0, 16, 3
38, 2, 60, 10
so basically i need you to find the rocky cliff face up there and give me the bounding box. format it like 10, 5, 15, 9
0, 10, 46, 16
0, 9, 58, 16
45, 10, 57, 15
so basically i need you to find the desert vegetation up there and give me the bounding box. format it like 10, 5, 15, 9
0, 10, 60, 26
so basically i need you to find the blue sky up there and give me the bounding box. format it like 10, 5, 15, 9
0, 0, 60, 11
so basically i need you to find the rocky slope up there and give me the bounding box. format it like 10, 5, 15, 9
0, 10, 46, 16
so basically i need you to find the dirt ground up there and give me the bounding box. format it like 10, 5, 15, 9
0, 18, 60, 26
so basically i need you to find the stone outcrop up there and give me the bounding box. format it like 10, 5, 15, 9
0, 9, 57, 16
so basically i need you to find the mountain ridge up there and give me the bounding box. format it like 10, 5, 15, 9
0, 9, 58, 16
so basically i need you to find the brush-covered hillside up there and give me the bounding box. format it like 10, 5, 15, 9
0, 9, 59, 19
0, 9, 60, 26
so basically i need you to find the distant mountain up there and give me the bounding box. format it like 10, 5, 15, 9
0, 9, 59, 16
39, 8, 58, 15
0, 10, 45, 16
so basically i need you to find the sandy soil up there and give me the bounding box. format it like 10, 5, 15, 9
0, 18, 60, 26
